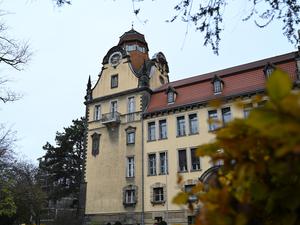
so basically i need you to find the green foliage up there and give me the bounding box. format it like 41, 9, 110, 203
174, 69, 300, 225
0, 184, 16, 217
39, 117, 85, 201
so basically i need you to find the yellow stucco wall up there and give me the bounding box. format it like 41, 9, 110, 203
92, 59, 139, 99
143, 101, 249, 213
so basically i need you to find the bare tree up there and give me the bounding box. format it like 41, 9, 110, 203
0, 10, 31, 104
0, 124, 16, 161
54, 0, 300, 54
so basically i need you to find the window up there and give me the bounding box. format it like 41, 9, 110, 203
177, 116, 186, 136
167, 92, 174, 104
159, 119, 167, 139
213, 80, 222, 93
126, 156, 135, 178
208, 110, 218, 131
148, 122, 156, 141
94, 105, 101, 121
127, 97, 135, 122
185, 184, 197, 202
159, 152, 168, 175
222, 107, 232, 126
148, 154, 156, 176
123, 185, 137, 207
91, 133, 100, 156
243, 103, 253, 118
154, 217, 163, 223
188, 216, 196, 225
263, 63, 275, 79
127, 131, 135, 144
110, 100, 118, 118
125, 189, 135, 204
111, 74, 118, 88
151, 183, 166, 204
191, 148, 201, 171
126, 45, 137, 52
153, 187, 164, 202
189, 114, 198, 134
178, 149, 187, 172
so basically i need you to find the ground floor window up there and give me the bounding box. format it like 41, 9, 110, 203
188, 216, 195, 225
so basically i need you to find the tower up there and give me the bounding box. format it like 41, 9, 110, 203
84, 29, 169, 225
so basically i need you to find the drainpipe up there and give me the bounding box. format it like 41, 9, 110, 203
141, 115, 145, 225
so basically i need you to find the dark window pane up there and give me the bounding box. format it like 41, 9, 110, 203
189, 114, 198, 134
191, 148, 200, 170
178, 149, 187, 172
177, 116, 186, 136
148, 122, 156, 141
159, 120, 167, 139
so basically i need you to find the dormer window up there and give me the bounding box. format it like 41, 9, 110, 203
167, 92, 174, 104
211, 75, 224, 94
263, 63, 275, 79
165, 86, 177, 104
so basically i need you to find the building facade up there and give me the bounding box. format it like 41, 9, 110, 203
83, 29, 300, 225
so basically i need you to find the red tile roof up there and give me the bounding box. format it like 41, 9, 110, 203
146, 51, 298, 114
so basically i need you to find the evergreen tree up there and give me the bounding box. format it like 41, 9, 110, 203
39, 118, 85, 204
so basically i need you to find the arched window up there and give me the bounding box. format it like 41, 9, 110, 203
91, 133, 101, 156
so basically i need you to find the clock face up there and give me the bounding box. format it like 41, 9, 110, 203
109, 52, 122, 67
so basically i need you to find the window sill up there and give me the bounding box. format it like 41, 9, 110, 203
123, 202, 136, 207
178, 170, 188, 173
126, 143, 135, 146
158, 172, 168, 176
158, 137, 168, 141
151, 200, 165, 205
188, 132, 199, 136
176, 134, 186, 138
126, 176, 135, 179
208, 128, 219, 133
190, 169, 202, 172
148, 174, 157, 177
214, 92, 222, 95
147, 139, 157, 142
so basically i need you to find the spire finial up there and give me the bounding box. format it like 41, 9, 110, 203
87, 75, 91, 90
131, 21, 134, 30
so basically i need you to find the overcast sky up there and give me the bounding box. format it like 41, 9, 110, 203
0, 0, 297, 162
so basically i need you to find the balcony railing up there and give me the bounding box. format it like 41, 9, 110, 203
95, 111, 141, 126
100, 112, 121, 125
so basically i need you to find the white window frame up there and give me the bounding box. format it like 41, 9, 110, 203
159, 119, 167, 139
153, 187, 164, 202
221, 107, 232, 126
208, 109, 219, 131
126, 156, 135, 178
148, 121, 156, 141
190, 148, 201, 171
148, 153, 156, 176
159, 151, 168, 175
178, 149, 188, 172
188, 113, 198, 134
94, 104, 101, 121
176, 115, 186, 136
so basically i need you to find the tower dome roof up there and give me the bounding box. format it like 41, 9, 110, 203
118, 28, 148, 50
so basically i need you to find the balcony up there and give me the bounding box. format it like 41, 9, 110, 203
100, 112, 121, 125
